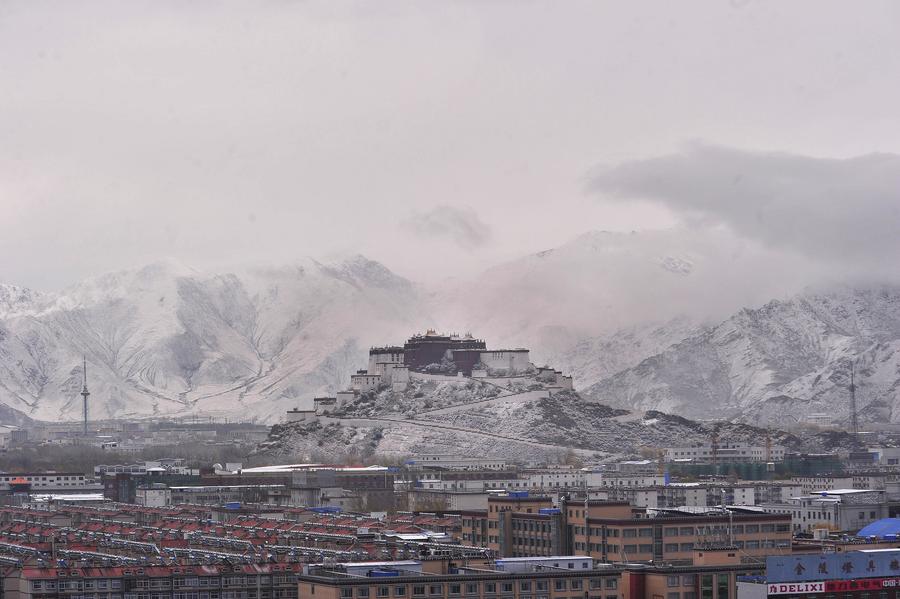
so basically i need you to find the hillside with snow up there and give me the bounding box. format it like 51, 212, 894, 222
1, 229, 899, 429
0, 257, 429, 422
583, 285, 900, 426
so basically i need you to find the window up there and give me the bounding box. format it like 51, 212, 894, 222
680, 527, 694, 535
717, 575, 729, 599
639, 544, 653, 553
501, 584, 513, 594
700, 575, 713, 599
378, 588, 390, 598
536, 582, 548, 592
680, 543, 694, 552
682, 576, 695, 586
358, 589, 369, 598
605, 580, 617, 590
395, 589, 406, 597
668, 577, 680, 588
429, 586, 442, 596
665, 544, 679, 553
664, 527, 679, 536
624, 545, 638, 554
341, 591, 352, 599
571, 581, 583, 591
484, 583, 496, 594
465, 584, 478, 595
638, 528, 653, 538
745, 525, 759, 533
555, 581, 566, 591
520, 583, 531, 592
623, 529, 638, 538
449, 585, 460, 596
668, 594, 680, 599
413, 587, 425, 597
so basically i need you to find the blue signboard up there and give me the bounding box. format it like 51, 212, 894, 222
767, 551, 900, 583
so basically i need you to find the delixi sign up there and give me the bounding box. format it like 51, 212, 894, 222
768, 582, 825, 595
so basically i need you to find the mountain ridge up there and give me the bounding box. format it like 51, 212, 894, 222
1, 231, 899, 428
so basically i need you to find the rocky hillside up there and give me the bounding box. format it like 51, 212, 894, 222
584, 285, 900, 426
252, 377, 832, 462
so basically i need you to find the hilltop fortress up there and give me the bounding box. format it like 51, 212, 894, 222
286, 330, 573, 421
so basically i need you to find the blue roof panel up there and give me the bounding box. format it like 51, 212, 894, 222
857, 518, 900, 538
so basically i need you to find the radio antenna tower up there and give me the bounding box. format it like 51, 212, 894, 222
80, 356, 90, 436
849, 360, 859, 439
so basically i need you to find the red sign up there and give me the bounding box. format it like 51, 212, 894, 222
825, 578, 900, 592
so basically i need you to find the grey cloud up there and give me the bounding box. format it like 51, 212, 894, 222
588, 143, 900, 269
402, 205, 492, 249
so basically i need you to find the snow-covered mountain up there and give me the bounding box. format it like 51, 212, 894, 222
0, 257, 429, 423
2, 228, 899, 427
583, 285, 900, 426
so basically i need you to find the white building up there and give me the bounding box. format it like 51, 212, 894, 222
314, 397, 337, 415
0, 472, 94, 492
791, 476, 855, 495
522, 468, 585, 490
759, 489, 888, 533
135, 485, 172, 507
286, 408, 316, 422
350, 371, 382, 393
664, 443, 785, 463
585, 472, 666, 488
407, 455, 511, 471
478, 350, 531, 374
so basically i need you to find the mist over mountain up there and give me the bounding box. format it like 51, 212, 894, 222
0, 228, 898, 426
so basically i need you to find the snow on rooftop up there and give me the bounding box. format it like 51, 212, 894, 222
496, 556, 591, 562
238, 463, 389, 474
30, 493, 107, 502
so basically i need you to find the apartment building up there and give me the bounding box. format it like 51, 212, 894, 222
566, 502, 791, 563
790, 476, 854, 495
459, 495, 791, 562
2, 563, 305, 599
664, 444, 785, 463
296, 557, 623, 599
0, 472, 97, 494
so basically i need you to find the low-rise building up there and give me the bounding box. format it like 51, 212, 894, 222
758, 489, 889, 533
297, 557, 622, 599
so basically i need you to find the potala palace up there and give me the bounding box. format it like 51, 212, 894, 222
286, 330, 573, 421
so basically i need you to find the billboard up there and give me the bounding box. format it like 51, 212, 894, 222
767, 551, 900, 583
768, 578, 900, 596
768, 582, 825, 595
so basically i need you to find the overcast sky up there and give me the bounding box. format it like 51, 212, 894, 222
2, 1, 899, 291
